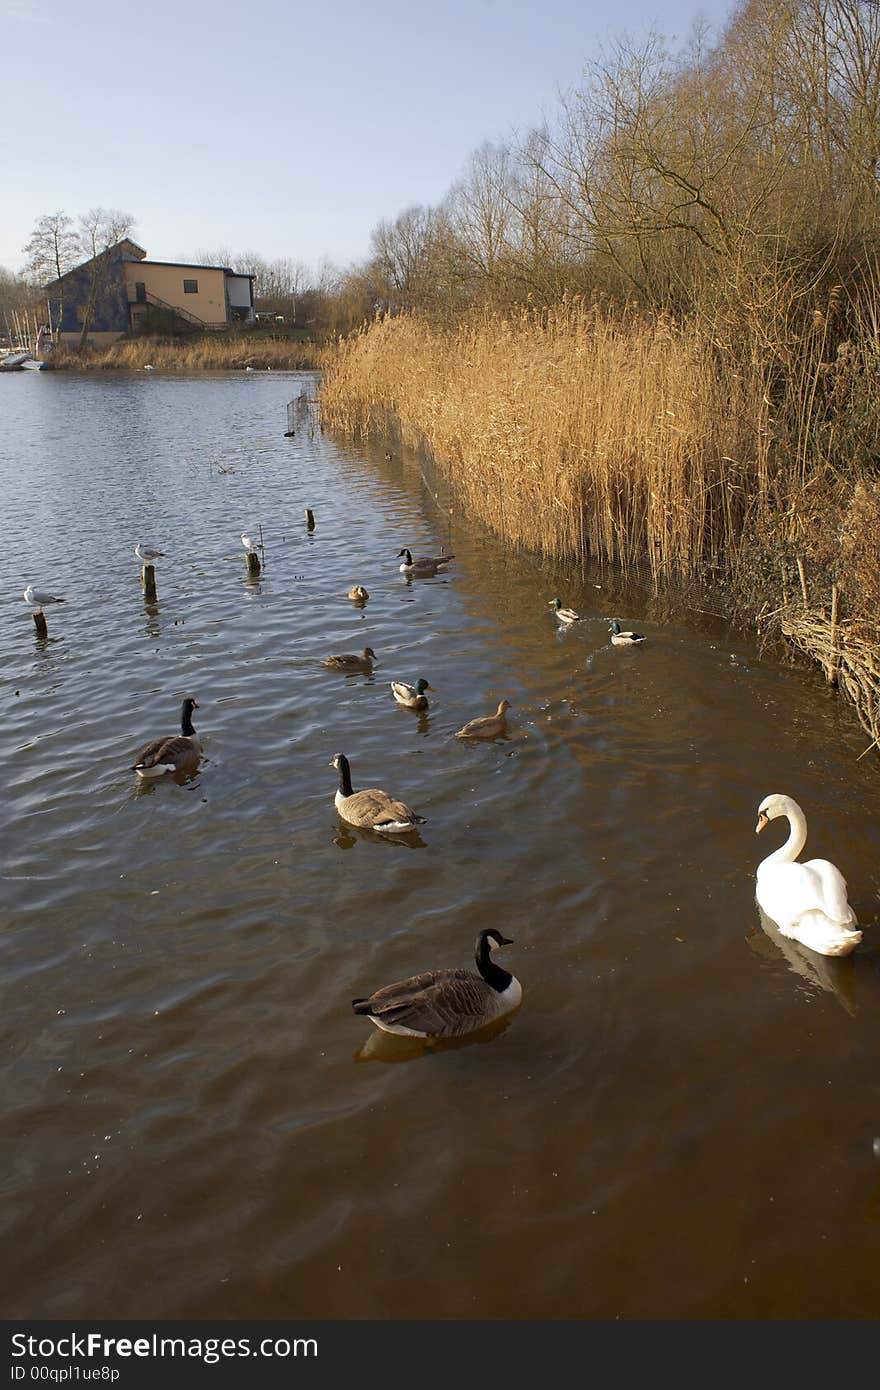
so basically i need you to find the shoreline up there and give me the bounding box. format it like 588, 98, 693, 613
320, 310, 880, 762
47, 335, 322, 372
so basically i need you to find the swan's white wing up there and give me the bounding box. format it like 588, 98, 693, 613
757, 861, 835, 929
803, 858, 857, 926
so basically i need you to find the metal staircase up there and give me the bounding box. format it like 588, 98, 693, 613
132, 289, 227, 331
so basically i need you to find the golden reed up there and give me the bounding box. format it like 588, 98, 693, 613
319, 302, 767, 584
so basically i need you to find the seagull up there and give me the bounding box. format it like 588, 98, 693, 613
23, 584, 64, 613
241, 532, 258, 553
135, 544, 165, 564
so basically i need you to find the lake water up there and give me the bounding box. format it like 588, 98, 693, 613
3, 368, 880, 1319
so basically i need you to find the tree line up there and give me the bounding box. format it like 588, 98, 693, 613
8, 0, 880, 352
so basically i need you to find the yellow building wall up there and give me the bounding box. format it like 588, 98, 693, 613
124, 262, 228, 326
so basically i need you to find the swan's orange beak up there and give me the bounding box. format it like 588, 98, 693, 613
755, 812, 769, 834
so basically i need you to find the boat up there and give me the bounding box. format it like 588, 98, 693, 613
0, 352, 29, 371
21, 357, 49, 370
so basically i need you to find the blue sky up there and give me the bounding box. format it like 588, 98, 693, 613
3, 0, 734, 276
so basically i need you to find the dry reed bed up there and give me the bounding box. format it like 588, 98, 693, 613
52, 336, 320, 372
320, 305, 880, 754
320, 305, 762, 582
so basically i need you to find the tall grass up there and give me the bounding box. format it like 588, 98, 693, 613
52, 335, 320, 372
320, 302, 770, 583
320, 300, 880, 746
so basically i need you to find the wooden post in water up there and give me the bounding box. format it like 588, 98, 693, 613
33, 611, 48, 638
141, 564, 157, 602
246, 550, 261, 578
305, 508, 315, 531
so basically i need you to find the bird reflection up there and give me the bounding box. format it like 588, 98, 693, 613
332, 821, 426, 850
748, 907, 859, 1016
142, 599, 161, 638
353, 1012, 515, 1064
133, 767, 201, 798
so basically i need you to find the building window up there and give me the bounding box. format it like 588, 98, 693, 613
183, 279, 198, 294
135, 282, 146, 303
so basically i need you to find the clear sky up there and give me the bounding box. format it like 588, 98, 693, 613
3, 0, 735, 276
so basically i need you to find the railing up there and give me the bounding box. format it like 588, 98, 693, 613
129, 289, 228, 331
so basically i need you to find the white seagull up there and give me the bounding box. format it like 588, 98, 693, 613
135, 544, 165, 564
241, 532, 258, 554
23, 584, 65, 613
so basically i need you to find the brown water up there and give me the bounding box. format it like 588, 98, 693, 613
3, 369, 880, 1320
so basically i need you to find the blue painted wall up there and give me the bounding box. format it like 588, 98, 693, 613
48, 250, 130, 334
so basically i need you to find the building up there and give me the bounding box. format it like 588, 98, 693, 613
46, 239, 256, 346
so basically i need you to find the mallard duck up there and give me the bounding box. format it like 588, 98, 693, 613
609, 620, 645, 645
352, 928, 521, 1038
391, 678, 433, 710
131, 698, 201, 777
549, 597, 582, 624
322, 647, 376, 672
755, 794, 861, 957
329, 753, 426, 833
134, 544, 165, 565
397, 547, 455, 575
23, 584, 65, 613
348, 585, 369, 602
455, 699, 511, 739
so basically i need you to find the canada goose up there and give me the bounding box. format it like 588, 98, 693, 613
131, 698, 201, 777
755, 794, 861, 956
455, 699, 511, 739
134, 544, 165, 565
549, 597, 583, 624
23, 584, 65, 613
391, 678, 433, 710
323, 647, 376, 672
397, 547, 455, 575
348, 585, 369, 602
240, 532, 258, 554
609, 620, 645, 645
352, 928, 521, 1038
330, 752, 425, 833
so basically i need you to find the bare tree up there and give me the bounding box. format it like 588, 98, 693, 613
75, 208, 134, 350
22, 211, 78, 331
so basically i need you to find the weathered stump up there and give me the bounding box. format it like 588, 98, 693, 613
305, 508, 315, 531
33, 611, 48, 638
246, 551, 261, 578
141, 564, 158, 601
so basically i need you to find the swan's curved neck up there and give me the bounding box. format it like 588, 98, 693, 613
476, 937, 512, 993
761, 805, 807, 871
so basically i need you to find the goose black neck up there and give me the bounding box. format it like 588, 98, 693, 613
402, 549, 413, 565
475, 933, 512, 993
336, 755, 354, 797
180, 703, 196, 736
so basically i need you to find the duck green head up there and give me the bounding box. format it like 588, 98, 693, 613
549, 598, 561, 609
414, 678, 432, 694
609, 620, 621, 634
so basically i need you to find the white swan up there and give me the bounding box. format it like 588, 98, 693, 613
754, 794, 861, 957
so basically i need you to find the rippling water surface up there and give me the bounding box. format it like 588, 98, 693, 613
3, 369, 880, 1318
